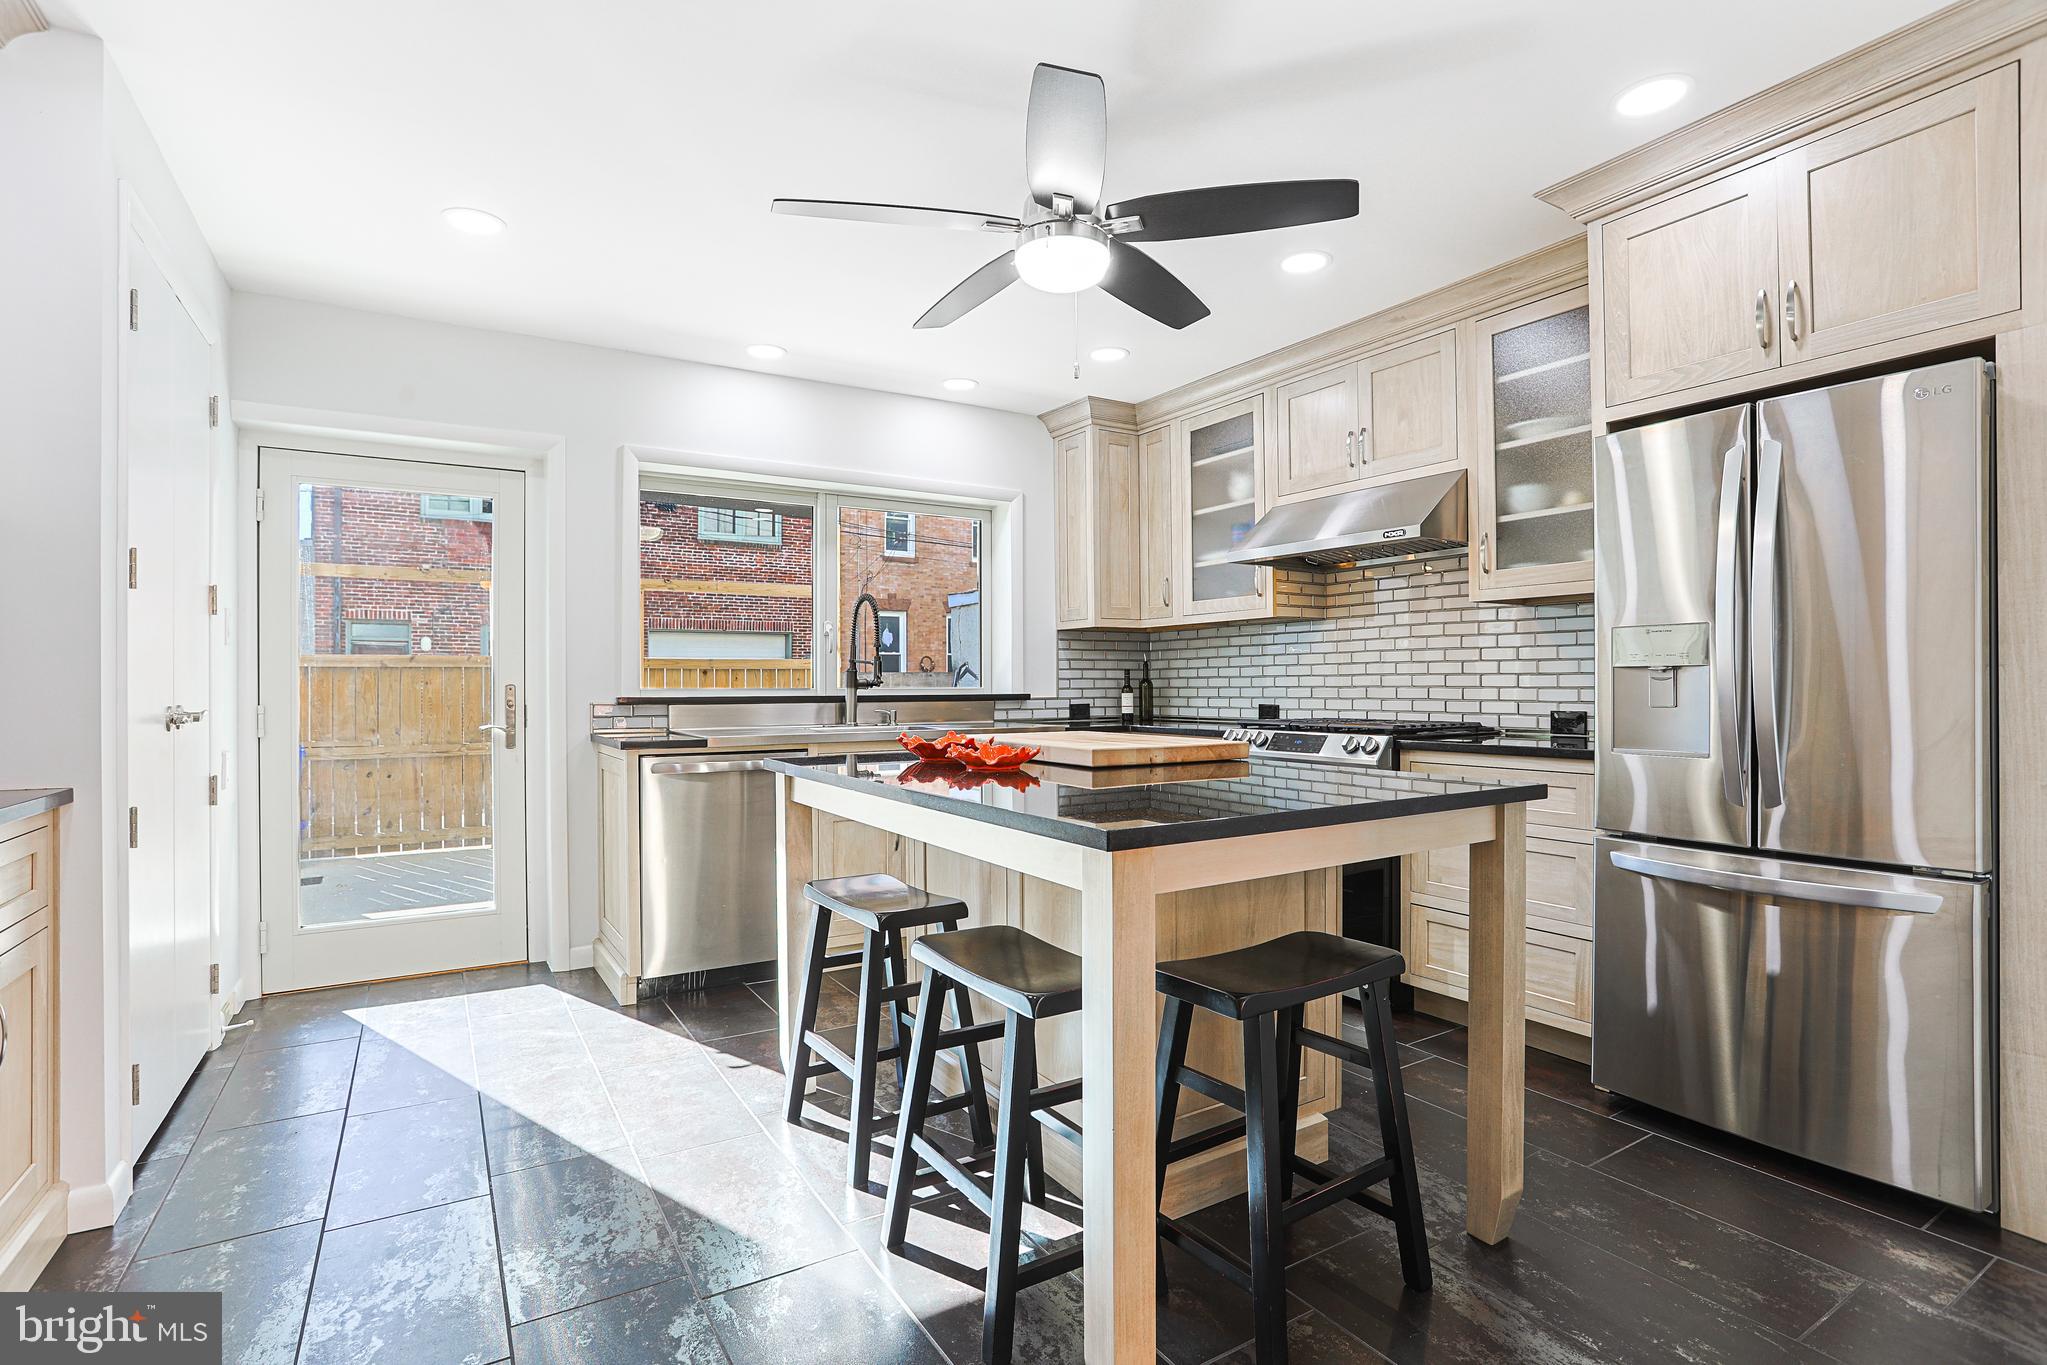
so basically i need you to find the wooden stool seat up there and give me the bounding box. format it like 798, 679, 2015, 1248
910, 925, 1084, 1020
887, 927, 1083, 1365
803, 873, 969, 932
1155, 929, 1403, 1019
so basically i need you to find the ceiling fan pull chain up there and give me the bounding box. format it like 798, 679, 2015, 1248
1072, 292, 1081, 380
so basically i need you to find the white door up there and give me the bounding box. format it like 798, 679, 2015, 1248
124, 233, 216, 1156
256, 448, 528, 991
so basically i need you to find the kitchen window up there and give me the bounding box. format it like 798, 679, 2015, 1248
636, 473, 994, 693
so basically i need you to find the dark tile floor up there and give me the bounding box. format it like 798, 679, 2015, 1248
37, 964, 2047, 1364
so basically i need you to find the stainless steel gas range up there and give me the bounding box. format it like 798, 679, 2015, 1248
1220, 717, 1499, 769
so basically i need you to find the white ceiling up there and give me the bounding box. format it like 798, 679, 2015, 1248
53, 0, 1944, 414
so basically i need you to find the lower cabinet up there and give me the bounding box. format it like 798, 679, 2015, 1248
1398, 751, 1595, 1038
0, 810, 63, 1292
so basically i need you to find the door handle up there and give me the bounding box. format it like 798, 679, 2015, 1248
1608, 850, 1941, 914
1782, 281, 1803, 344
1713, 434, 1748, 810
164, 705, 207, 731
1754, 289, 1772, 351
481, 684, 518, 749
1750, 433, 1786, 810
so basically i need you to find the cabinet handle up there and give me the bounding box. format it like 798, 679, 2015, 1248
1754, 289, 1772, 351
1163, 576, 1171, 606
1255, 573, 1265, 599
1345, 430, 1355, 468
1782, 281, 1802, 344
1479, 532, 1491, 576
0, 999, 8, 1071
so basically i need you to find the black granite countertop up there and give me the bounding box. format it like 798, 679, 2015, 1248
1401, 735, 1594, 761
0, 788, 74, 825
765, 753, 1545, 852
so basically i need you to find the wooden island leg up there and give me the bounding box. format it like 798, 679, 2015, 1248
1079, 847, 1159, 1364
775, 774, 816, 1068
1463, 801, 1527, 1243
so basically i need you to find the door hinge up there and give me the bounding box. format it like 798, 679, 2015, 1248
254, 487, 266, 522
258, 921, 269, 954
208, 583, 219, 615
128, 806, 139, 848
254, 704, 266, 739
128, 288, 139, 331
131, 1064, 141, 1105
128, 547, 138, 589
209, 963, 220, 995
208, 774, 219, 806
208, 394, 220, 428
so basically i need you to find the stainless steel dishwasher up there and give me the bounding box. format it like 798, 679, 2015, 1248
641, 750, 805, 979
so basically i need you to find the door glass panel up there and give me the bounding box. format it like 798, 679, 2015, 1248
1187, 409, 1257, 603
1491, 305, 1594, 571
835, 505, 985, 688
294, 481, 499, 929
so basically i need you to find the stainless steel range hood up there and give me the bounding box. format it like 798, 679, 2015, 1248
1216, 470, 1469, 570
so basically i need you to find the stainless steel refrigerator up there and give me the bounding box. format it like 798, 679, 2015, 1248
1592, 356, 1996, 1209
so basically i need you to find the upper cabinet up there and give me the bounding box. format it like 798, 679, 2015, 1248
1271, 331, 1458, 501
1138, 424, 1176, 622
1179, 396, 1268, 620
1468, 288, 1595, 602
1596, 63, 2022, 410
1053, 416, 1142, 629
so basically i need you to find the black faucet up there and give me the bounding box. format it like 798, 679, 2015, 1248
843, 591, 882, 725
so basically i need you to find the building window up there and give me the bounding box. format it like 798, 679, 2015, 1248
420, 493, 494, 521
345, 620, 412, 655
883, 511, 916, 557
970, 521, 980, 565
875, 610, 907, 675
647, 629, 792, 660
697, 505, 783, 545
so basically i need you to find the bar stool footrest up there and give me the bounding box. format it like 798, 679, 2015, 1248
1015, 1240, 1084, 1290
1156, 1215, 1252, 1291
1297, 1026, 1376, 1071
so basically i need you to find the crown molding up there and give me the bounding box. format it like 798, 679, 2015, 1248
0, 0, 48, 47
1037, 396, 1140, 436
1537, 0, 2047, 224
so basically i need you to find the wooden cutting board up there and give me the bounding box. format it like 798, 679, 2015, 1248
980, 730, 1250, 769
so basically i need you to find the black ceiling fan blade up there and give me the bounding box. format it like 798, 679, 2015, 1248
914, 251, 1020, 328
1099, 240, 1209, 329
1104, 179, 1359, 242
771, 199, 1020, 233
1024, 63, 1107, 215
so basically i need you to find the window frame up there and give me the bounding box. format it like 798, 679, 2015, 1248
695, 504, 783, 546
631, 468, 999, 696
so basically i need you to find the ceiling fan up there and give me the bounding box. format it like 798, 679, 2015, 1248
771, 63, 1359, 331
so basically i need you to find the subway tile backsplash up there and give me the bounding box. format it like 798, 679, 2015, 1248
1002, 555, 1593, 730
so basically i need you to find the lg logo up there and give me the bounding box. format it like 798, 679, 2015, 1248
1912, 383, 1954, 400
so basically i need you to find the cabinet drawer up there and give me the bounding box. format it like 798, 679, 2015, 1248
1403, 755, 1593, 832
1406, 833, 1593, 936
0, 822, 53, 935
1403, 900, 1591, 1027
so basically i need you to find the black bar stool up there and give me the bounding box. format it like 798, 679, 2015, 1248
883, 925, 1085, 1365
784, 874, 995, 1189
1153, 930, 1430, 1364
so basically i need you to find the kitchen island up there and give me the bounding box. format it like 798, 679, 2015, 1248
769, 750, 1544, 1363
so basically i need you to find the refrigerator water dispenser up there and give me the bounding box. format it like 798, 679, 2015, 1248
1610, 622, 1710, 755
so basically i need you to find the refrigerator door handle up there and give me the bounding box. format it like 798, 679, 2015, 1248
1751, 432, 1787, 809
1714, 434, 1748, 810
1607, 850, 1944, 914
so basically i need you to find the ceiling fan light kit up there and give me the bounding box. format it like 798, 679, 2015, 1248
772, 61, 1358, 332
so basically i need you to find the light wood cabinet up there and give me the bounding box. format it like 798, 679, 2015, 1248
1777, 64, 2019, 363
1599, 163, 1779, 405
1053, 416, 1144, 629
1138, 424, 1176, 622
1272, 332, 1458, 501
0, 810, 63, 1293
1178, 395, 1269, 620
818, 809, 908, 953
1466, 287, 1597, 602
1598, 64, 2022, 407
1399, 751, 1594, 1037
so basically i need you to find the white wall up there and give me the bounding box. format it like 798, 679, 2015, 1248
0, 28, 234, 1229
228, 293, 1054, 972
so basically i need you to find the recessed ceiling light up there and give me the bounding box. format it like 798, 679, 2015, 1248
441, 206, 505, 236
1280, 250, 1332, 275
943, 378, 978, 392
1614, 74, 1690, 118
1090, 346, 1130, 363
746, 343, 787, 361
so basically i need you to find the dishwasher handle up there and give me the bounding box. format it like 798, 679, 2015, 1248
648, 752, 806, 777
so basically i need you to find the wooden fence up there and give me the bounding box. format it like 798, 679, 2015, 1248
641, 658, 814, 690
299, 655, 494, 858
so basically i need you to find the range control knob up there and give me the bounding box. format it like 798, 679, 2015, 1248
1340, 736, 1365, 755
1363, 737, 1384, 757
1250, 732, 1271, 748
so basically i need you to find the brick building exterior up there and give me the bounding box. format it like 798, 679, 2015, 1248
837, 507, 982, 686
300, 487, 494, 656
638, 495, 815, 665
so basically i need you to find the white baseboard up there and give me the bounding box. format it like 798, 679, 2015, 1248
67, 1160, 131, 1233
550, 943, 593, 973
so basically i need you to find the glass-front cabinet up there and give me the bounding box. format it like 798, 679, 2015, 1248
1469, 286, 1595, 601
1178, 394, 1268, 618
